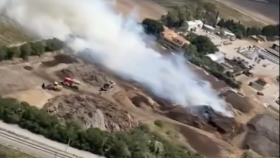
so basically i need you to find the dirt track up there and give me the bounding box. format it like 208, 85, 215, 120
0, 0, 278, 157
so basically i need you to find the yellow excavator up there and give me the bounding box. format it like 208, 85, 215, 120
42, 81, 62, 91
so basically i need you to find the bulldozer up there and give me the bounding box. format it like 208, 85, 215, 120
61, 77, 80, 90
42, 82, 62, 91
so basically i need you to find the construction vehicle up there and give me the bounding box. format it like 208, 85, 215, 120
61, 77, 81, 89
42, 82, 62, 91
257, 91, 264, 96
243, 70, 253, 77
99, 80, 115, 94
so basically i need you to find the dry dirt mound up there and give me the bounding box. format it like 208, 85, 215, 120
56, 64, 110, 87
220, 90, 254, 113
126, 90, 160, 111
161, 106, 244, 140
43, 94, 139, 132
243, 114, 279, 157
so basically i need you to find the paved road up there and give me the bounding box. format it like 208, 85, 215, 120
0, 121, 105, 158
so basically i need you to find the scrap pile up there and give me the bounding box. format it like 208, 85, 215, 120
43, 94, 139, 132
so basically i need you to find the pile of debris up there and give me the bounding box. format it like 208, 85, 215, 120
56, 64, 110, 87
243, 114, 279, 157
43, 94, 139, 132
161, 105, 244, 140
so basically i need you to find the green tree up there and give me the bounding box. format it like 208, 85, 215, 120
201, 56, 213, 66
142, 18, 164, 38
162, 11, 180, 28
30, 41, 45, 56
0, 46, 8, 61
44, 38, 64, 52
194, 6, 206, 19
225, 71, 234, 78
176, 6, 192, 25
20, 43, 32, 59
184, 44, 197, 57
185, 32, 198, 41
261, 24, 279, 37
191, 35, 218, 55
6, 47, 21, 59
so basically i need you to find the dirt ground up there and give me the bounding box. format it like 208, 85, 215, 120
0, 51, 273, 158
0, 1, 278, 157
243, 114, 279, 157
219, 0, 279, 24
113, 0, 166, 21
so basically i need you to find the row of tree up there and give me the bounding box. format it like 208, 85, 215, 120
157, 1, 279, 39
217, 19, 279, 39
0, 96, 205, 158
0, 38, 64, 61
160, 3, 218, 28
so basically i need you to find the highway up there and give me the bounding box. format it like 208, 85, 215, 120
0, 121, 105, 158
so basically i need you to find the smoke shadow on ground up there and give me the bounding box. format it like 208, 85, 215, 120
41, 54, 79, 67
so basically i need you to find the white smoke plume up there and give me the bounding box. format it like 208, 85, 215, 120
0, 0, 232, 116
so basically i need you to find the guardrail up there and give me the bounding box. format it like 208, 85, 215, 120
0, 128, 81, 158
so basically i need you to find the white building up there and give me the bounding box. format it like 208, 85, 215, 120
205, 51, 226, 64
202, 24, 215, 32
180, 20, 203, 32
220, 29, 236, 40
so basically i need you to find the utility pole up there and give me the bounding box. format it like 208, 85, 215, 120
65, 139, 71, 152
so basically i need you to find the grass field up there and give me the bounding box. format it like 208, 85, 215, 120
151, 0, 266, 27
0, 144, 35, 158
0, 16, 32, 46
0, 0, 265, 46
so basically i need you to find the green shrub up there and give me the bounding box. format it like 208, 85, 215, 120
20, 43, 32, 59
154, 120, 164, 128
0, 96, 205, 158
0, 38, 63, 61
6, 47, 21, 59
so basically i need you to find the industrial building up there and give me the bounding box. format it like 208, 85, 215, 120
218, 29, 236, 40
250, 35, 266, 43
238, 46, 279, 64
202, 24, 215, 33
180, 20, 203, 32
249, 77, 271, 91
159, 26, 190, 51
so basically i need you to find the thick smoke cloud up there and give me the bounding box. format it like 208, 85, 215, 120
0, 0, 232, 116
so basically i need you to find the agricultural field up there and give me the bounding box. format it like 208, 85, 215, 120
0, 144, 35, 158
0, 16, 32, 46
151, 0, 266, 27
